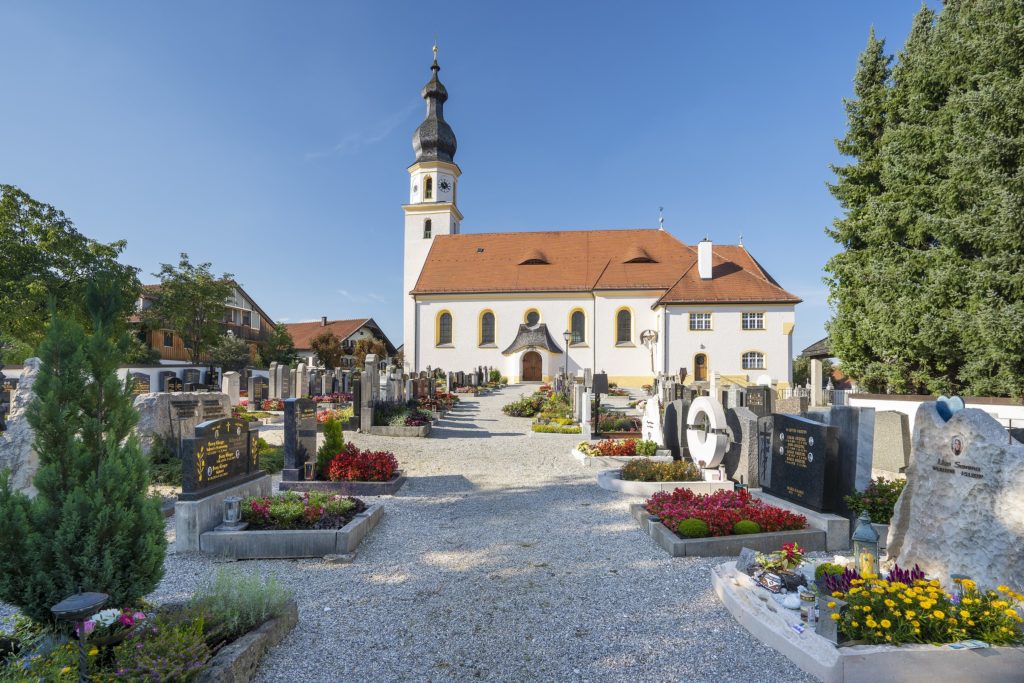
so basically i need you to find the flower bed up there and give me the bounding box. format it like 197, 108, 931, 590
325, 446, 398, 482
311, 392, 353, 404
599, 469, 733, 496
531, 423, 581, 434
502, 393, 546, 417
261, 398, 285, 411
577, 438, 658, 457
242, 491, 367, 530
454, 386, 477, 394
646, 488, 807, 539
317, 406, 354, 424
373, 401, 433, 428
596, 414, 641, 433
622, 458, 701, 482
1, 571, 295, 681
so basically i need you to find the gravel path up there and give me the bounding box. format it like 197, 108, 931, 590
160, 386, 814, 682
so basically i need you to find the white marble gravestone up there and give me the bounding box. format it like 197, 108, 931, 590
641, 393, 664, 446
221, 371, 240, 405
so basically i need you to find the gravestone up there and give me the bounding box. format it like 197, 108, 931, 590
296, 363, 309, 398
289, 368, 298, 399
641, 394, 663, 446
746, 385, 773, 418
133, 392, 231, 457
810, 405, 876, 523
591, 373, 608, 397
166, 377, 183, 392
221, 371, 240, 405
269, 362, 279, 399
662, 398, 689, 460
724, 407, 759, 486
686, 396, 729, 468
279, 366, 291, 399
0, 358, 40, 493
131, 372, 152, 396
158, 371, 177, 393
180, 417, 260, 500
203, 369, 217, 389
888, 403, 1024, 589
248, 375, 269, 406
775, 395, 808, 415
872, 411, 911, 477
350, 373, 362, 428
183, 368, 201, 386
758, 413, 839, 512
282, 397, 316, 481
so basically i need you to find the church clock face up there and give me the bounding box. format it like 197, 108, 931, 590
439, 178, 451, 192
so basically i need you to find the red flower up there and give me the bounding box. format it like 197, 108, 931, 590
326, 445, 399, 482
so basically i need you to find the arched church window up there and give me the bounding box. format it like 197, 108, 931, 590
424, 219, 432, 239
424, 176, 433, 200
616, 309, 632, 345
480, 311, 495, 345
570, 310, 585, 344
437, 311, 453, 345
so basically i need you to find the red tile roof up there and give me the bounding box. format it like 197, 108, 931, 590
411, 229, 799, 304
284, 318, 369, 350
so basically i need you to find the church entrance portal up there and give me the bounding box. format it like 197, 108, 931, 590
522, 351, 542, 382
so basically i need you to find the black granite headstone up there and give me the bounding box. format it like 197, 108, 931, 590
158, 371, 177, 392
663, 400, 681, 459
250, 376, 269, 404
282, 398, 316, 481
180, 417, 260, 501
166, 377, 184, 392
758, 413, 839, 512
591, 373, 609, 396
183, 368, 200, 386
131, 372, 151, 395
746, 386, 774, 418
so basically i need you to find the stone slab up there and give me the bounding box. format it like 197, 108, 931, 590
872, 410, 911, 476
200, 503, 383, 559
598, 470, 733, 496
630, 504, 826, 557
751, 489, 851, 552
279, 473, 407, 496
365, 424, 431, 437
196, 600, 298, 683
711, 561, 1024, 683
0, 358, 40, 493
175, 474, 272, 552
569, 448, 674, 468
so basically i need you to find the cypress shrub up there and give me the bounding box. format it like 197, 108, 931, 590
0, 279, 166, 624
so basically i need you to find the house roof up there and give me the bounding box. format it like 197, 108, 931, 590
133, 281, 277, 327
410, 228, 800, 305
802, 337, 833, 360
284, 318, 371, 350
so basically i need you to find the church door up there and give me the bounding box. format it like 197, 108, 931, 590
522, 351, 542, 382
694, 353, 707, 382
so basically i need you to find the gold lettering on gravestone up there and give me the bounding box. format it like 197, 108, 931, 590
783, 428, 809, 469
300, 407, 316, 421
201, 438, 239, 483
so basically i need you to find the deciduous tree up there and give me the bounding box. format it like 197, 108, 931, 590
310, 331, 344, 369
258, 324, 297, 368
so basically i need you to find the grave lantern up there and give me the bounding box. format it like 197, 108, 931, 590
51, 591, 109, 683
851, 511, 880, 578
223, 496, 242, 526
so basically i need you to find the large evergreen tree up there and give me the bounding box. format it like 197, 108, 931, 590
825, 1, 1024, 397
0, 277, 166, 624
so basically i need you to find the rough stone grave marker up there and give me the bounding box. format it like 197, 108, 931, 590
758, 413, 839, 512
888, 402, 1024, 589
282, 397, 316, 481
179, 416, 260, 501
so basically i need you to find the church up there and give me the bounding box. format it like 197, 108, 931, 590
403, 50, 800, 387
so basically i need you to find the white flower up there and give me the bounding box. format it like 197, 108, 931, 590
91, 609, 121, 627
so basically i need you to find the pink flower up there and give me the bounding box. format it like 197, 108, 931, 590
133, 611, 146, 621
118, 614, 134, 627
75, 619, 96, 636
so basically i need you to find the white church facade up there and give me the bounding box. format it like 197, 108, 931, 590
403, 50, 800, 387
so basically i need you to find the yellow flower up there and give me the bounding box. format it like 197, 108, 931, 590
866, 619, 878, 628
885, 634, 892, 642
61, 668, 71, 675
827, 601, 836, 609
994, 600, 1008, 609
905, 610, 916, 618
832, 591, 844, 598
960, 610, 970, 619
863, 606, 872, 613
88, 647, 98, 656
884, 599, 896, 608
962, 579, 976, 589
912, 620, 921, 628
852, 621, 860, 627
914, 628, 921, 634
880, 619, 892, 628
933, 610, 945, 619
997, 585, 1009, 592
1006, 609, 1018, 618
831, 613, 840, 621
968, 620, 975, 626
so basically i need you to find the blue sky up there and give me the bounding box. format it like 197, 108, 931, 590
2, 1, 939, 354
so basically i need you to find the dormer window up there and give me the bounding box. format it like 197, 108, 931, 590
424, 219, 432, 239
519, 249, 549, 265
424, 176, 433, 200
623, 245, 657, 263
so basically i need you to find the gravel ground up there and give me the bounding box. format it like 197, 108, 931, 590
12, 386, 818, 682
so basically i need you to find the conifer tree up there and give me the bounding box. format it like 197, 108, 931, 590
825, 1, 1024, 396
0, 277, 166, 624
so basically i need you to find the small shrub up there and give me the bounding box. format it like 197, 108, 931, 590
242, 491, 365, 530
634, 439, 658, 456
489, 369, 502, 383
621, 459, 701, 482
316, 417, 345, 478
112, 614, 209, 682
843, 477, 906, 523
596, 414, 641, 432
502, 394, 545, 417
188, 568, 292, 641
500, 375, 509, 384
326, 444, 399, 481
531, 423, 582, 434
676, 518, 709, 538
814, 562, 845, 580
733, 520, 762, 535
258, 445, 284, 474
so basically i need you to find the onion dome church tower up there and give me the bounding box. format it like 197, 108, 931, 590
403, 45, 463, 367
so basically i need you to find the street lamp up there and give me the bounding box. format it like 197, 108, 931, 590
562, 330, 571, 387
